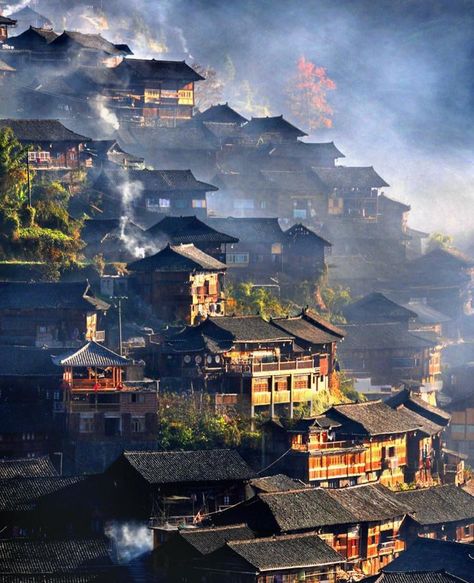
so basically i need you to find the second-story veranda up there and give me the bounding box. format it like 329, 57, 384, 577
161, 314, 338, 417
53, 340, 132, 395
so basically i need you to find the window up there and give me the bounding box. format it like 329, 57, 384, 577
79, 415, 94, 433
226, 252, 249, 265
130, 393, 145, 404
28, 151, 51, 162
131, 417, 145, 433
451, 424, 465, 433
293, 208, 307, 219
192, 199, 206, 208
271, 243, 282, 255
159, 198, 170, 208
234, 199, 254, 209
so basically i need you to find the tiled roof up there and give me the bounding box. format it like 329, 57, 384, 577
52, 341, 131, 368
50, 31, 130, 56
0, 16, 16, 25
225, 532, 343, 571
258, 488, 357, 531
127, 169, 217, 192
206, 315, 293, 343
269, 141, 345, 160
314, 165, 389, 189
127, 243, 226, 272
0, 281, 108, 311
0, 457, 57, 479
0, 537, 114, 574
394, 485, 474, 526
394, 406, 445, 436
327, 400, 422, 436
207, 217, 286, 243
180, 524, 255, 555
0, 346, 61, 377
340, 322, 436, 351
122, 449, 254, 484
7, 26, 58, 48
0, 575, 112, 583
379, 194, 411, 212
115, 58, 204, 82
0, 60, 15, 72
249, 474, 307, 493
271, 311, 343, 345
402, 300, 452, 325
384, 538, 474, 583
242, 116, 307, 137
284, 223, 332, 247
261, 169, 327, 193
369, 572, 467, 583
343, 292, 417, 324
385, 388, 451, 425
326, 483, 409, 522
0, 403, 54, 434
147, 216, 238, 245
196, 103, 248, 125
0, 120, 90, 143
0, 477, 84, 512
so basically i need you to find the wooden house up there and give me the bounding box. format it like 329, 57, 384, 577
339, 322, 442, 396
445, 392, 474, 466
104, 449, 253, 527
314, 166, 389, 221
395, 484, 474, 544
0, 402, 60, 460
53, 340, 155, 433
0, 456, 58, 478
198, 532, 345, 583
343, 293, 417, 326
239, 115, 307, 146
322, 401, 423, 487
368, 570, 468, 583
385, 388, 452, 485
262, 396, 441, 489
46, 30, 132, 67
380, 247, 474, 334
82, 139, 145, 170
195, 102, 248, 146
161, 313, 342, 416
128, 243, 226, 324
0, 537, 130, 582
146, 215, 238, 263
267, 140, 345, 168
0, 14, 16, 43
94, 169, 218, 223
207, 217, 329, 282
282, 223, 331, 279
0, 119, 90, 170
81, 217, 147, 263
0, 281, 109, 348
383, 538, 474, 582
211, 483, 408, 576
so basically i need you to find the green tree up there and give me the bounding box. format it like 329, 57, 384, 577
0, 127, 30, 211
226, 281, 290, 319
427, 232, 453, 252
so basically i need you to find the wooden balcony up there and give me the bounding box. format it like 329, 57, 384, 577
69, 402, 120, 412
293, 388, 315, 402
292, 440, 362, 452
226, 357, 317, 376
70, 379, 120, 392
309, 463, 366, 480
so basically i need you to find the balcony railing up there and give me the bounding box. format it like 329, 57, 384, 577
70, 379, 120, 391
226, 357, 317, 375
292, 440, 362, 452
69, 402, 120, 412
309, 463, 366, 480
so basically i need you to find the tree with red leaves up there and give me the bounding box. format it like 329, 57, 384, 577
286, 56, 336, 130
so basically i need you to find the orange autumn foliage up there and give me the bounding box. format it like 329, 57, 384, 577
287, 56, 336, 130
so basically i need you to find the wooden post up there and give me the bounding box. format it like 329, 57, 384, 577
289, 374, 294, 419
270, 375, 275, 418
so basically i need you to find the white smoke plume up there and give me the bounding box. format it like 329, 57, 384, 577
92, 96, 120, 133
4, 0, 32, 16
105, 521, 153, 563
